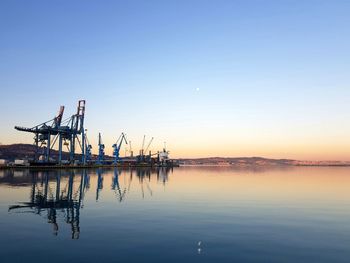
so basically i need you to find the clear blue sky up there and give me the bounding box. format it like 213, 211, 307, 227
1, 0, 350, 160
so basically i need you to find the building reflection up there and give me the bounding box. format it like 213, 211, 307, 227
5, 167, 172, 239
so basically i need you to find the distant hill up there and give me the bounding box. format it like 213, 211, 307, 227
0, 144, 71, 161
0, 144, 115, 162
177, 157, 297, 166
178, 157, 350, 167
0, 144, 349, 166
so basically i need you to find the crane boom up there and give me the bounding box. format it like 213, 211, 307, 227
144, 137, 154, 154
112, 132, 128, 164
141, 135, 146, 154
119, 133, 128, 148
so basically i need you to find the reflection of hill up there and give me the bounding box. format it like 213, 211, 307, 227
0, 169, 35, 186
178, 157, 350, 167
0, 169, 91, 186
175, 165, 294, 173
178, 157, 296, 166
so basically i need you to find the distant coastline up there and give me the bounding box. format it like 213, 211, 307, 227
1, 144, 349, 167
178, 157, 350, 167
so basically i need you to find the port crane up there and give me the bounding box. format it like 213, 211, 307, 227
137, 136, 154, 163
84, 130, 93, 163
112, 133, 128, 164
140, 135, 146, 156
97, 133, 105, 165
143, 137, 154, 162
144, 137, 154, 156
15, 100, 86, 165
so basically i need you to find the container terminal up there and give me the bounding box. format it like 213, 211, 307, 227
2, 100, 179, 168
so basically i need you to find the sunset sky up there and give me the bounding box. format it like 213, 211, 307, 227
0, 0, 350, 160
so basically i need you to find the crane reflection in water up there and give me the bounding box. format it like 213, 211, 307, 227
8, 170, 89, 239
6, 167, 172, 239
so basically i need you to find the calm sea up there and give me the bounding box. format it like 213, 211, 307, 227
0, 166, 350, 262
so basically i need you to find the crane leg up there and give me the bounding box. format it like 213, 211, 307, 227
46, 133, 51, 163
58, 134, 62, 164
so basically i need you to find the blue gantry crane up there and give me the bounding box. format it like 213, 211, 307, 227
112, 132, 128, 164
97, 133, 105, 165
15, 100, 87, 165
84, 131, 93, 164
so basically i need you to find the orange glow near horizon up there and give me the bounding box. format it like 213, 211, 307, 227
2, 130, 350, 161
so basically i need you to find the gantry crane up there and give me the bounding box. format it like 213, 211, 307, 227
15, 100, 86, 165
112, 132, 128, 164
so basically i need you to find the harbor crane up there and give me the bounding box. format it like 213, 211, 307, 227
137, 136, 154, 163
15, 100, 86, 165
97, 133, 105, 165
144, 137, 154, 156
112, 133, 128, 164
84, 130, 93, 163
140, 135, 146, 156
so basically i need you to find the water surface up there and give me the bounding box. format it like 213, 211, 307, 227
0, 166, 350, 262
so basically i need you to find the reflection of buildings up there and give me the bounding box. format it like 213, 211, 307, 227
4, 167, 172, 238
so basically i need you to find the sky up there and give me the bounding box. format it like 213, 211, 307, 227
0, 0, 350, 160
